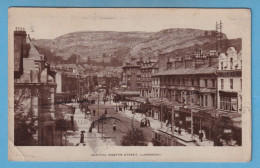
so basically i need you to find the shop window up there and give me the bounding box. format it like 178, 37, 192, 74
231, 97, 238, 112
220, 96, 237, 112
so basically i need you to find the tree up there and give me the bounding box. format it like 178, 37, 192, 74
14, 87, 35, 145
121, 128, 146, 146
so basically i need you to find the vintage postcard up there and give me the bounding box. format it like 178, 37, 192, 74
8, 8, 251, 162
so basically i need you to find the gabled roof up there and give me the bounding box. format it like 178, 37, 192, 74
26, 36, 43, 60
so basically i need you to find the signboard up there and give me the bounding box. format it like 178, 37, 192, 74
223, 129, 232, 133
186, 117, 191, 121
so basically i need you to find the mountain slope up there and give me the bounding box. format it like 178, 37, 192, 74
33, 28, 228, 63
34, 31, 153, 59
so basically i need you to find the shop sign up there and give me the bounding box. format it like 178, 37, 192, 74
223, 129, 232, 133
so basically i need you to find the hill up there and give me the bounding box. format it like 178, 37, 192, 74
33, 28, 230, 65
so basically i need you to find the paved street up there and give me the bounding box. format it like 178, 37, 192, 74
65, 100, 153, 146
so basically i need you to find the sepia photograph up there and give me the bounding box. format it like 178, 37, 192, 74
8, 8, 251, 161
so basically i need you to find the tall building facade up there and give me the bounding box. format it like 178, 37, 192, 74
14, 28, 57, 146
217, 47, 242, 113
140, 58, 158, 98
121, 58, 141, 91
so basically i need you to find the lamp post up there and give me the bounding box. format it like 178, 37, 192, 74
190, 90, 195, 139
160, 95, 163, 129
171, 105, 175, 136
97, 88, 100, 133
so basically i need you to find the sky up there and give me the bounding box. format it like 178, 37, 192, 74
9, 8, 250, 39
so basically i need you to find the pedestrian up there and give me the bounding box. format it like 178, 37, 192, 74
80, 104, 83, 113
84, 108, 87, 119
93, 109, 96, 116
199, 131, 203, 142
113, 123, 116, 132
73, 107, 76, 115
146, 119, 150, 127
80, 132, 84, 143
70, 115, 74, 131
178, 127, 182, 135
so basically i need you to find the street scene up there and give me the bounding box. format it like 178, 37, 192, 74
13, 8, 245, 147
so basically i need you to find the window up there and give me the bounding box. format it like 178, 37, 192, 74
230, 79, 233, 89
220, 96, 237, 112
204, 79, 208, 87
191, 79, 194, 86
221, 79, 224, 89
221, 62, 224, 70
172, 78, 175, 84
212, 79, 215, 87
230, 58, 233, 70
240, 79, 242, 90
197, 78, 200, 86
183, 78, 185, 86
205, 95, 208, 106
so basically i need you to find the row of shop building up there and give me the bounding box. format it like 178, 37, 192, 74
120, 44, 242, 145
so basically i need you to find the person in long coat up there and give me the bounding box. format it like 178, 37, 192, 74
113, 123, 116, 132
80, 132, 84, 143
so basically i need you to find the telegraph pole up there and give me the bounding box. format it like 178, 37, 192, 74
171, 106, 175, 136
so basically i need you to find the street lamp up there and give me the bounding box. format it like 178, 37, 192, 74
97, 88, 100, 133
160, 96, 163, 129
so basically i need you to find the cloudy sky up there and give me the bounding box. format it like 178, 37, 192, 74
9, 8, 250, 39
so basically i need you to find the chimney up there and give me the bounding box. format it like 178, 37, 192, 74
167, 58, 172, 69
208, 51, 219, 67
14, 27, 27, 79
174, 56, 184, 69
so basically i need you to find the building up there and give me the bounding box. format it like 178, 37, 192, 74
216, 47, 242, 145
140, 58, 158, 98
121, 58, 141, 91
153, 49, 219, 137
14, 28, 57, 145
217, 47, 242, 113
54, 64, 88, 102
148, 47, 242, 145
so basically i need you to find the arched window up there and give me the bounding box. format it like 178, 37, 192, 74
230, 58, 233, 70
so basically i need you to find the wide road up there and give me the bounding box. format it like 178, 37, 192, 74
87, 103, 153, 146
